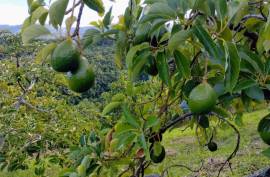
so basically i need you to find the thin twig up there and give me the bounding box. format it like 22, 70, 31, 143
17, 80, 26, 93
190, 51, 202, 67
65, 0, 82, 15
20, 98, 50, 113
72, 2, 84, 38
118, 166, 130, 177
211, 112, 240, 177
161, 160, 204, 177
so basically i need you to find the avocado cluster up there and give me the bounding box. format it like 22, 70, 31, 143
51, 39, 95, 93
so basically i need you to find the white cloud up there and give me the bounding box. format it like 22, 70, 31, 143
0, 0, 128, 26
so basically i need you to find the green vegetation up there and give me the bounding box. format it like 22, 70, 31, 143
1, 0, 270, 176
0, 110, 269, 177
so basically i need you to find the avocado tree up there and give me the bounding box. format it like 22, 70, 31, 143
20, 0, 270, 176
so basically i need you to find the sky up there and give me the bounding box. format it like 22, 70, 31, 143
0, 0, 128, 26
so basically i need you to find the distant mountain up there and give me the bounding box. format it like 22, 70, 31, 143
0, 24, 93, 36
0, 25, 22, 33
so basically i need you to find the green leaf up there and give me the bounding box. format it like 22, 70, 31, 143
168, 30, 191, 52
150, 19, 168, 34
216, 0, 227, 25
115, 132, 136, 150
233, 79, 257, 92
124, 7, 132, 28
145, 116, 159, 129
83, 0, 105, 16
122, 105, 141, 129
156, 52, 170, 86
138, 133, 148, 158
111, 93, 126, 102
193, 0, 211, 15
262, 147, 270, 158
130, 50, 150, 81
27, 0, 34, 8
144, 0, 166, 4
35, 42, 57, 64
126, 42, 150, 69
244, 86, 264, 101
31, 6, 48, 24
65, 16, 77, 34
82, 29, 101, 49
29, 0, 42, 13
134, 23, 151, 44
80, 155, 91, 168
224, 42, 241, 93
49, 0, 69, 28
114, 122, 136, 137
193, 25, 222, 63
102, 102, 122, 116
115, 31, 127, 69
103, 6, 113, 28
235, 113, 244, 127
21, 17, 31, 33
212, 106, 232, 118
174, 50, 191, 79
239, 50, 264, 74
22, 24, 50, 44
141, 2, 176, 22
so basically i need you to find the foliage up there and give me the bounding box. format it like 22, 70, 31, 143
0, 57, 102, 172
0, 30, 39, 59
4, 0, 270, 176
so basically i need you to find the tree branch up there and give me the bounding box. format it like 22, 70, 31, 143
160, 112, 193, 133
241, 14, 267, 23
161, 160, 204, 177
72, 2, 84, 38
65, 0, 82, 15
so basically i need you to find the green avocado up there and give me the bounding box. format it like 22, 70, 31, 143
198, 115, 209, 128
67, 58, 95, 93
150, 142, 166, 163
133, 23, 151, 45
258, 114, 270, 145
145, 55, 158, 76
208, 141, 218, 152
51, 39, 80, 72
188, 82, 217, 114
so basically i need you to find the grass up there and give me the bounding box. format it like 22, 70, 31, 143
1, 109, 270, 177
148, 109, 270, 177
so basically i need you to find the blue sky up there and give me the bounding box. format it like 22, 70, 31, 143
0, 0, 128, 26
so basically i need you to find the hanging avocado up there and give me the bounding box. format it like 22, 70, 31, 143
67, 58, 95, 93
188, 82, 217, 114
258, 114, 270, 145
51, 39, 80, 72
149, 142, 166, 163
